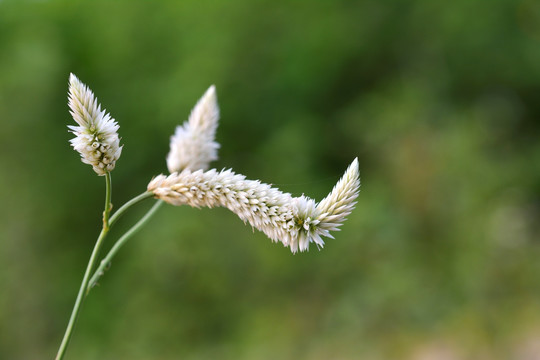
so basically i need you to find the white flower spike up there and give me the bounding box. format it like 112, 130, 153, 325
167, 85, 220, 173
68, 73, 122, 175
148, 158, 360, 253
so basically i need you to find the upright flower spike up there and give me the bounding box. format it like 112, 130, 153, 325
68, 73, 122, 175
167, 85, 220, 173
148, 158, 360, 253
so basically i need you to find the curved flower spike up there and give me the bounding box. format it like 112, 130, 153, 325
68, 73, 122, 175
148, 158, 360, 253
167, 85, 220, 173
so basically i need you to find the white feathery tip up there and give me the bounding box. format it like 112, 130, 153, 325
67, 73, 122, 175
167, 85, 220, 173
148, 158, 360, 253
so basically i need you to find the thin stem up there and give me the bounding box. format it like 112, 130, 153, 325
55, 172, 113, 360
87, 200, 164, 292
103, 171, 112, 229
109, 191, 153, 227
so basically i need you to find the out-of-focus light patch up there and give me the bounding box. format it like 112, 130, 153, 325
488, 194, 538, 248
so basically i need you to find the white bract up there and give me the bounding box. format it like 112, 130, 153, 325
167, 85, 220, 172
68, 73, 122, 175
148, 158, 360, 253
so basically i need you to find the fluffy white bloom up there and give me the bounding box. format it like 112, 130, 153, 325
148, 158, 360, 253
315, 157, 361, 240
68, 73, 122, 175
167, 85, 220, 173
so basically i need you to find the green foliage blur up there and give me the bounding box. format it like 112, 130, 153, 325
1, 0, 540, 359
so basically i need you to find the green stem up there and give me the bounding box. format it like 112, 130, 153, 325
109, 191, 153, 227
103, 172, 112, 229
55, 172, 113, 360
87, 200, 164, 292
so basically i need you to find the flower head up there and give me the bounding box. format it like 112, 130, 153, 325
148, 158, 360, 253
68, 73, 122, 175
167, 85, 220, 173
315, 157, 360, 238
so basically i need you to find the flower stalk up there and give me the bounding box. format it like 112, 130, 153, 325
108, 191, 154, 227
55, 173, 113, 360
87, 199, 164, 292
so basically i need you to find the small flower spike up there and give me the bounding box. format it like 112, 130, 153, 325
68, 73, 122, 175
167, 85, 220, 173
148, 158, 360, 253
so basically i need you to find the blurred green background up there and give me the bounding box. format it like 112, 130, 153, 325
1, 0, 540, 359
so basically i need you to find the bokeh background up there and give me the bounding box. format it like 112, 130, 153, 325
1, 0, 540, 359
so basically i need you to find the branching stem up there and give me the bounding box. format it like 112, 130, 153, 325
87, 200, 164, 292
